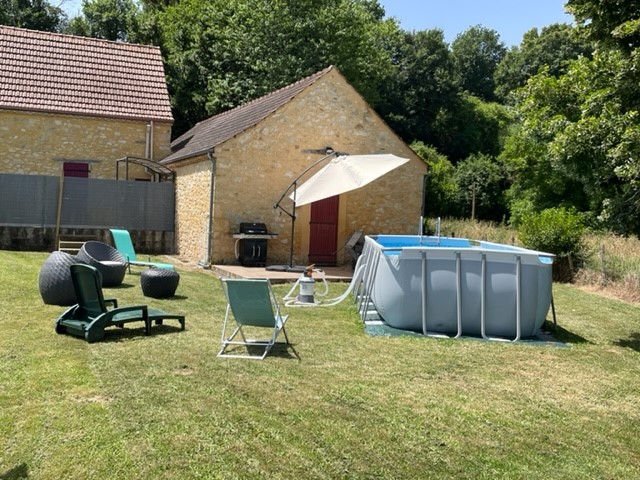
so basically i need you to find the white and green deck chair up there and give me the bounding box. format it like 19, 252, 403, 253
109, 229, 174, 273
218, 278, 291, 360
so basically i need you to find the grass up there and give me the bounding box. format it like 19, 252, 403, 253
2, 250, 640, 479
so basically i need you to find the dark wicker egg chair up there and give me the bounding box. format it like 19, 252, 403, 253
76, 241, 127, 287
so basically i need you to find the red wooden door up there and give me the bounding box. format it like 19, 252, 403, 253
308, 195, 339, 265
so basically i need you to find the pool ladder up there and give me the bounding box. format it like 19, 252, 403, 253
353, 237, 382, 321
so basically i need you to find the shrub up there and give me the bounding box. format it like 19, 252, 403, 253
518, 207, 586, 281
507, 196, 535, 228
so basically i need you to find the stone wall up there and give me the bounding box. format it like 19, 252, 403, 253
0, 226, 173, 253
0, 110, 172, 179
174, 160, 213, 264
172, 69, 427, 266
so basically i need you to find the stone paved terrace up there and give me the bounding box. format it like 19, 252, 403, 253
210, 264, 353, 284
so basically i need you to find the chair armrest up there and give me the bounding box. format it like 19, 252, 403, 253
105, 298, 118, 308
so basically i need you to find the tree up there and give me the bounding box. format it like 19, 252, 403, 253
450, 25, 506, 102
377, 29, 458, 150
157, 0, 401, 137
0, 0, 67, 32
433, 93, 512, 162
66, 0, 140, 41
378, 27, 512, 163
502, 0, 640, 234
494, 23, 593, 102
503, 50, 640, 234
566, 0, 640, 51
453, 153, 508, 221
410, 141, 457, 218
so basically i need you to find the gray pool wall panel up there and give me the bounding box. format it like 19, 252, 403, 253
366, 235, 554, 339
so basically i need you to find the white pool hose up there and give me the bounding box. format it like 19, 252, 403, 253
282, 255, 366, 307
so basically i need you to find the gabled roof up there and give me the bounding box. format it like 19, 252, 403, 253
0, 26, 173, 122
162, 66, 335, 164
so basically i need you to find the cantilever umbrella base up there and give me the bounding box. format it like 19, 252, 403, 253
265, 264, 306, 273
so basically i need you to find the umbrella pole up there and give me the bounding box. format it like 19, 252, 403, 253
289, 182, 297, 268
272, 150, 340, 271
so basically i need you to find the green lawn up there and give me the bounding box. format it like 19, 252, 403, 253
2, 250, 640, 479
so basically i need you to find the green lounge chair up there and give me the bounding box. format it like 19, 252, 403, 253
55, 264, 185, 343
109, 229, 174, 273
218, 278, 291, 360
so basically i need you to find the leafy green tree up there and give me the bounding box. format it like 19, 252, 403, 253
66, 0, 140, 41
494, 23, 593, 102
0, 0, 66, 31
502, 0, 640, 233
503, 48, 640, 234
379, 27, 512, 163
434, 93, 512, 162
450, 25, 506, 102
410, 141, 457, 218
501, 68, 595, 222
453, 153, 508, 221
567, 0, 640, 51
378, 28, 509, 163
138, 0, 179, 9
377, 29, 458, 151
158, 0, 401, 136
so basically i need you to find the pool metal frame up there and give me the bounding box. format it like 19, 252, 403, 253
354, 235, 556, 342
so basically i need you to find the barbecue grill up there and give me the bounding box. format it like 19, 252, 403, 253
233, 223, 277, 267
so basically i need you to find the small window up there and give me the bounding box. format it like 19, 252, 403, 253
63, 162, 89, 178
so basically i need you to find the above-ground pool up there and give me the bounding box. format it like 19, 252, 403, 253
357, 235, 554, 340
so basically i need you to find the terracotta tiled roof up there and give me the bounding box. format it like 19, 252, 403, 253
163, 66, 335, 164
0, 26, 173, 122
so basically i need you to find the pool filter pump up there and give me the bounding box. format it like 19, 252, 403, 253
283, 256, 367, 308
296, 266, 316, 304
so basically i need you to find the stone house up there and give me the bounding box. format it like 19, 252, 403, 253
162, 66, 427, 267
0, 26, 173, 180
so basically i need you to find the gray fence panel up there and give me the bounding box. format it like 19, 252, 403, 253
0, 174, 59, 226
0, 174, 174, 230
114, 180, 175, 231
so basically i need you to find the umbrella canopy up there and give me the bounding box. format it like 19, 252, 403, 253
290, 154, 410, 206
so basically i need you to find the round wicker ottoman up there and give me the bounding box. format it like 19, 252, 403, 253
38, 251, 81, 306
140, 268, 180, 298
76, 241, 127, 287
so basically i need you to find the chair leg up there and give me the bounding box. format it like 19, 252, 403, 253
281, 326, 290, 345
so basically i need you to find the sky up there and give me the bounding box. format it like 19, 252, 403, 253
378, 0, 574, 46
60, 0, 81, 17
61, 0, 574, 48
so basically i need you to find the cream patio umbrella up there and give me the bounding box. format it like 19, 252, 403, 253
290, 153, 410, 206
270, 153, 410, 271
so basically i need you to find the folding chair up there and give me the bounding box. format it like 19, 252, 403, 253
109, 229, 174, 273
218, 278, 291, 360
